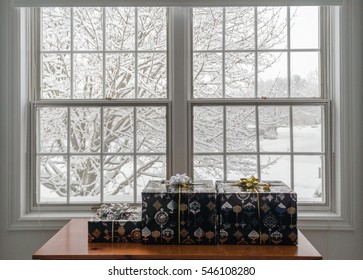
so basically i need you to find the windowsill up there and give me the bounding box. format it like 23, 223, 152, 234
7, 209, 354, 231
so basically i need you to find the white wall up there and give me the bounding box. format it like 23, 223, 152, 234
0, 0, 362, 259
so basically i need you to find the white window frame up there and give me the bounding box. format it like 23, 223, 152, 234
7, 3, 354, 231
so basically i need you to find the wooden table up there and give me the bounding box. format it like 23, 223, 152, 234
33, 219, 322, 260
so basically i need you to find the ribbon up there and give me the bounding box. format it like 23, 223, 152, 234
162, 174, 203, 244
229, 175, 270, 192
226, 176, 270, 245
93, 203, 139, 221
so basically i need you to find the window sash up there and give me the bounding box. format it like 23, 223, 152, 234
189, 100, 331, 206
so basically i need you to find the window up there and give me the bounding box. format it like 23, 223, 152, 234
35, 7, 168, 204
191, 7, 328, 204
24, 4, 336, 215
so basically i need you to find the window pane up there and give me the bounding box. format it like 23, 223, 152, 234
194, 106, 223, 153
138, 7, 167, 51
41, 54, 71, 99
138, 53, 167, 98
104, 155, 134, 202
226, 155, 257, 180
74, 54, 103, 99
257, 7, 287, 50
194, 155, 223, 180
70, 156, 100, 203
193, 8, 223, 51
225, 7, 255, 50
73, 7, 103, 51
291, 52, 320, 98
225, 52, 255, 98
293, 106, 323, 153
39, 107, 68, 153
106, 53, 135, 99
70, 107, 101, 153
258, 52, 288, 98
41, 7, 70, 51
226, 106, 256, 152
260, 155, 291, 186
291, 7, 319, 49
259, 106, 290, 152
39, 156, 67, 203
136, 107, 166, 153
193, 53, 222, 98
103, 107, 134, 153
137, 155, 166, 201
106, 7, 135, 51
294, 155, 323, 203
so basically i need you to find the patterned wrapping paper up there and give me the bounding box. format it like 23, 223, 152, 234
141, 180, 218, 245
217, 180, 298, 245
88, 205, 142, 243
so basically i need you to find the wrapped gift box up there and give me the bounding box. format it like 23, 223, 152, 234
88, 204, 142, 243
141, 180, 218, 245
217, 180, 297, 245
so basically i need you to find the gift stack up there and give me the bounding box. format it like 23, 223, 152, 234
88, 174, 298, 246
88, 203, 142, 243
216, 177, 297, 245
141, 174, 218, 245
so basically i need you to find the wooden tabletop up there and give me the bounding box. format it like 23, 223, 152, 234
33, 219, 322, 260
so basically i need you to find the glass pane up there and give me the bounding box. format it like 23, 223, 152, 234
294, 155, 323, 203
257, 7, 287, 50
73, 7, 103, 51
74, 54, 103, 99
260, 155, 291, 186
194, 106, 223, 153
193, 8, 223, 51
104, 155, 134, 202
41, 7, 70, 51
258, 52, 288, 98
41, 54, 71, 99
39, 156, 67, 203
137, 155, 166, 201
291, 7, 319, 49
106, 7, 135, 51
226, 155, 257, 180
137, 53, 167, 98
193, 53, 222, 98
259, 106, 290, 152
70, 156, 100, 203
293, 106, 323, 153
194, 155, 223, 180
103, 107, 134, 153
225, 52, 255, 98
136, 107, 166, 153
225, 7, 255, 50
226, 106, 256, 152
138, 7, 167, 51
39, 107, 68, 153
106, 53, 135, 99
291, 52, 320, 98
70, 107, 101, 153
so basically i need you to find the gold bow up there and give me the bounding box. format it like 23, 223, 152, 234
232, 175, 270, 192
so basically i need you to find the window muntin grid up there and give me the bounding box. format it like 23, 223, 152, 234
191, 7, 327, 204
192, 7, 321, 99
36, 7, 168, 204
